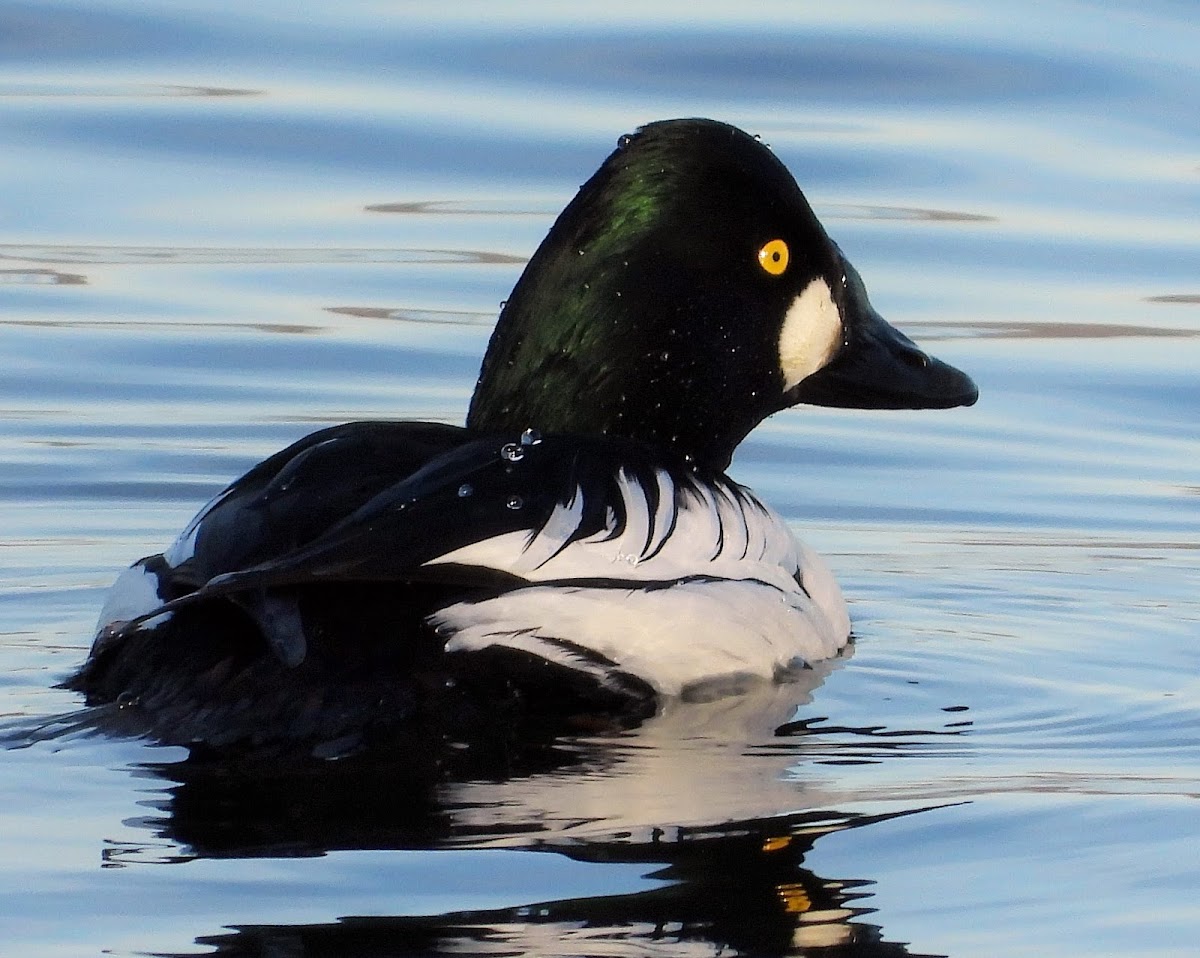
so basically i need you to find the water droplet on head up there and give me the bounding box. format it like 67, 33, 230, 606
500, 442, 524, 462
498, 299, 508, 310
617, 133, 634, 149
520, 428, 542, 446
116, 691, 139, 710
457, 483, 473, 498
659, 350, 670, 362
506, 494, 524, 510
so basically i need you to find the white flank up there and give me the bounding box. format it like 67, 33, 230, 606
93, 561, 172, 642
435, 576, 846, 698
794, 540, 851, 640
424, 468, 851, 698
778, 277, 842, 391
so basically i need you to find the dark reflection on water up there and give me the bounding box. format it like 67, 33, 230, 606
0, 670, 964, 956
1146, 293, 1200, 304
366, 200, 556, 217
0, 267, 86, 285
177, 822, 935, 957
325, 306, 494, 327
916, 321, 1200, 341
88, 675, 949, 957
0, 244, 525, 266
823, 205, 996, 225
0, 83, 260, 98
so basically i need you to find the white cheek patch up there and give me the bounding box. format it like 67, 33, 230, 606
777, 277, 843, 391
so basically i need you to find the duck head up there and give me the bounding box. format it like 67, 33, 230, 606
467, 118, 977, 472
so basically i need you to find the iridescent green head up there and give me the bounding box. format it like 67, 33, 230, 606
467, 119, 976, 472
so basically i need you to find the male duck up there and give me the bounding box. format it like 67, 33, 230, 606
67, 119, 977, 751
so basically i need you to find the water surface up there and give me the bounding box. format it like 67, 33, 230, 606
2, 2, 1199, 955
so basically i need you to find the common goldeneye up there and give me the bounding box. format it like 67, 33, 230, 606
66, 119, 977, 751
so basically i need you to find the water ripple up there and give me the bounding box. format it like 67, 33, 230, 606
0, 244, 524, 266
0, 83, 260, 98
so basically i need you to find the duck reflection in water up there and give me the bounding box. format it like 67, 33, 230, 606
106, 671, 958, 957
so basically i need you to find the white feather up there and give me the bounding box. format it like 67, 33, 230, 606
425, 472, 804, 593
515, 483, 584, 572
93, 561, 172, 642
424, 468, 850, 697
778, 277, 842, 391
795, 539, 851, 640
435, 576, 846, 698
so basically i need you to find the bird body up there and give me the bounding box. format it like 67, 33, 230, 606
66, 119, 976, 752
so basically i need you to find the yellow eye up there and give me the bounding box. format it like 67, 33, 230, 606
757, 238, 789, 276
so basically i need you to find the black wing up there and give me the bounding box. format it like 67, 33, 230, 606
111, 424, 691, 669
161, 424, 683, 601
120, 422, 543, 662
162, 420, 474, 591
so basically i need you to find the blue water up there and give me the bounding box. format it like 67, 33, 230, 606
2, 2, 1199, 955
